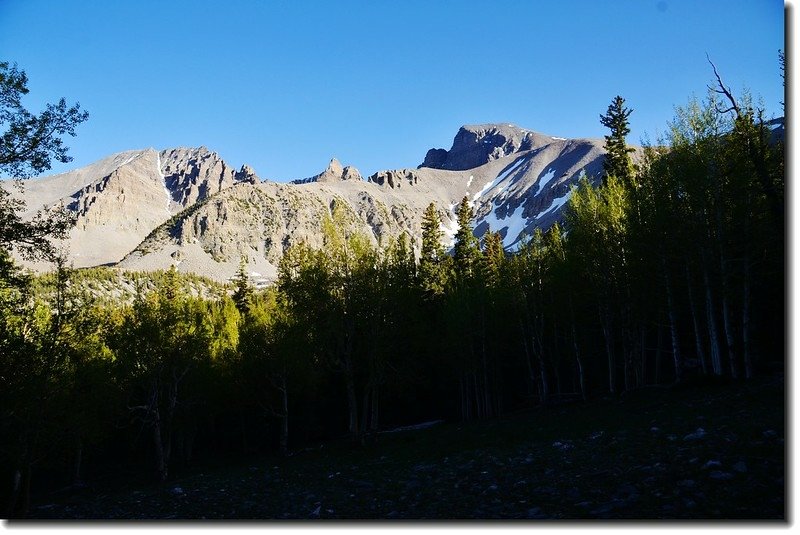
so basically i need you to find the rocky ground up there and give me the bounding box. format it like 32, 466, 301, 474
26, 374, 784, 521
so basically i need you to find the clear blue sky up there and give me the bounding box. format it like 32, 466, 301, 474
0, 0, 785, 182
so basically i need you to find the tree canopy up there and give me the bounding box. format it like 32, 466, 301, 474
0, 61, 88, 263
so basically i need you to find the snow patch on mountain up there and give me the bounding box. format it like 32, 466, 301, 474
536, 188, 573, 219
480, 203, 528, 248
534, 168, 557, 196
441, 214, 459, 248
473, 156, 528, 202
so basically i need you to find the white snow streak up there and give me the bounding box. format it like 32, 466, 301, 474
535, 188, 574, 219
157, 152, 170, 215
534, 168, 557, 196
473, 181, 493, 201
472, 157, 527, 202
440, 215, 459, 248
480, 203, 528, 248
551, 136, 566, 140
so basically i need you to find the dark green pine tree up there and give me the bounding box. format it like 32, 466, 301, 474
393, 231, 417, 283
453, 196, 481, 278
600, 95, 636, 187
232, 255, 253, 314
481, 230, 504, 287
419, 202, 447, 295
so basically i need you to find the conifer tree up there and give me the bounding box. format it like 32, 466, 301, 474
600, 95, 636, 187
419, 202, 447, 295
232, 255, 253, 314
481, 230, 504, 287
453, 196, 480, 278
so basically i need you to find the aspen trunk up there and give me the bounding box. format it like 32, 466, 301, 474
711, 172, 738, 378
344, 359, 359, 441
184, 424, 196, 465
686, 262, 709, 375
370, 387, 379, 433
472, 372, 482, 418
360, 386, 371, 441
569, 299, 586, 401
279, 374, 289, 454
702, 251, 723, 375
662, 256, 682, 383
531, 306, 549, 404
742, 192, 754, 380
519, 318, 537, 397
600, 309, 616, 394
73, 438, 83, 487
742, 256, 753, 379
6, 464, 33, 518
720, 257, 738, 379
654, 322, 663, 385
240, 413, 249, 453
6, 468, 22, 518
459, 376, 467, 421
152, 415, 168, 482
639, 326, 646, 387
17, 465, 31, 518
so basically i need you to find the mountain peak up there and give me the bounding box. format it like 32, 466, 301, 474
419, 123, 555, 171
327, 158, 343, 174
292, 158, 362, 184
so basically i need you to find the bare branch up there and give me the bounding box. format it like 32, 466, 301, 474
715, 105, 738, 115
706, 53, 740, 117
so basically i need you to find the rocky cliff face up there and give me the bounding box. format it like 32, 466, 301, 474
160, 147, 258, 207
14, 123, 614, 282
14, 147, 258, 267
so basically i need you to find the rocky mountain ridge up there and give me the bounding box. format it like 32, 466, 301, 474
11, 124, 611, 283
291, 158, 363, 184
12, 147, 257, 268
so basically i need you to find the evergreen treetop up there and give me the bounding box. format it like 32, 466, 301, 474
600, 95, 636, 187
419, 202, 448, 296
232, 255, 253, 314
453, 196, 480, 278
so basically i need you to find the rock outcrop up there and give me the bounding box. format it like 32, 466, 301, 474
367, 169, 420, 189
420, 124, 553, 171
161, 147, 257, 207
291, 158, 362, 184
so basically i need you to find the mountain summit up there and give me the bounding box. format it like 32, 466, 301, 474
420, 124, 559, 171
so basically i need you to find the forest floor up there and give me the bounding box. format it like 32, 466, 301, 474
25, 373, 786, 521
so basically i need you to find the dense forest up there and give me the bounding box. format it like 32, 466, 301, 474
0, 60, 784, 518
